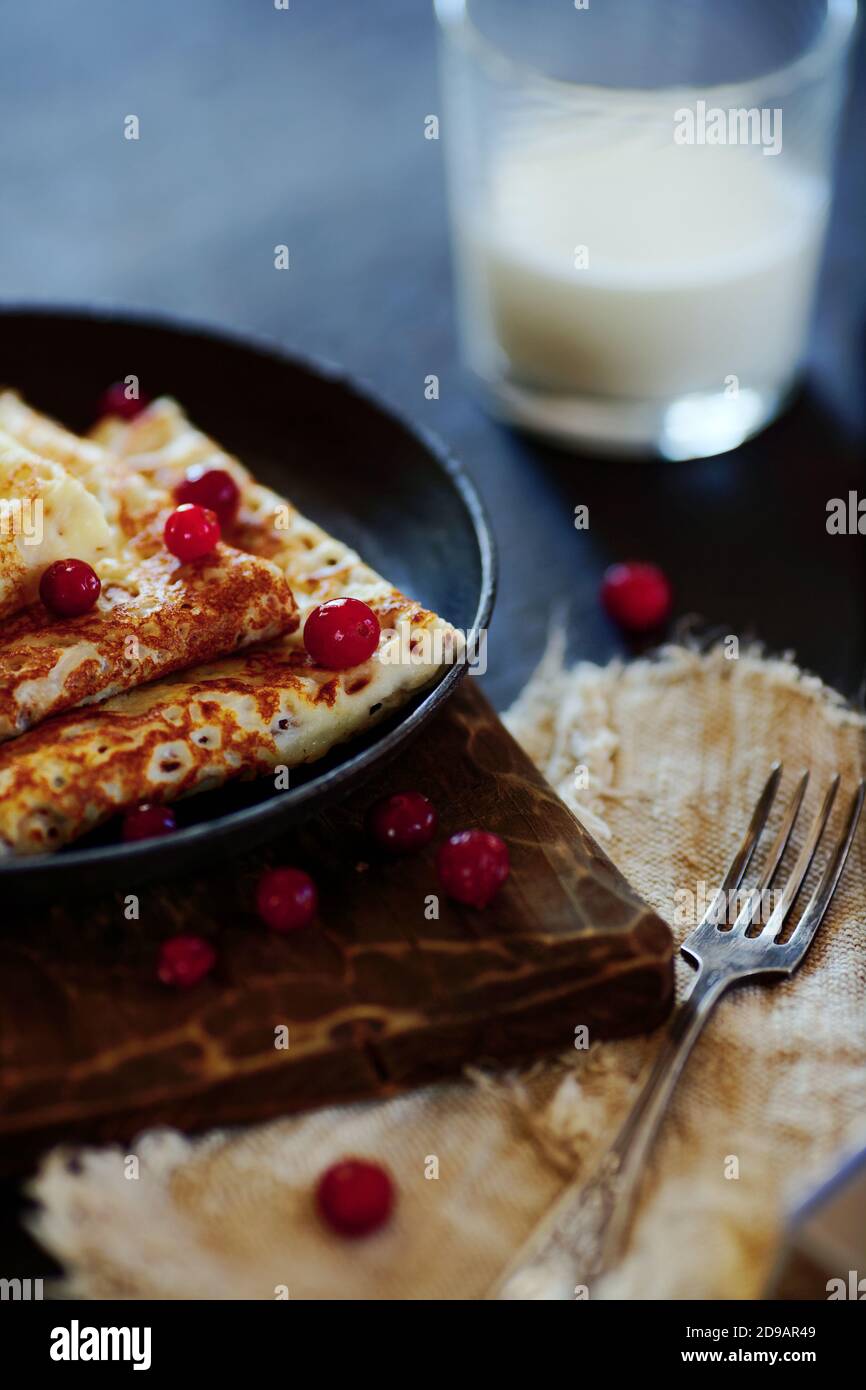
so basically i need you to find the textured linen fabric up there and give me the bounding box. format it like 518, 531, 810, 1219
29, 645, 866, 1299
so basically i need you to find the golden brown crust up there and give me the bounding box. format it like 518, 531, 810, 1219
0, 620, 453, 855
0, 399, 456, 856
0, 398, 299, 738
0, 544, 298, 738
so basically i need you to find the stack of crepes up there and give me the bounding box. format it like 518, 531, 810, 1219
0, 391, 454, 857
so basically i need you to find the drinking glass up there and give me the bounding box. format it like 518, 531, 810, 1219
434, 0, 858, 458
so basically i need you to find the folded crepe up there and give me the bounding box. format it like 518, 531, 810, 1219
0, 402, 457, 856
0, 395, 298, 738
0, 390, 153, 536
0, 431, 112, 619
90, 397, 364, 588
0, 545, 296, 740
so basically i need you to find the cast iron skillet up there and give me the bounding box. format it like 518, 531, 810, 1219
0, 307, 496, 898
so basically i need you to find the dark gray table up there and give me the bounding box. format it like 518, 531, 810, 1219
1, 0, 863, 707
0, 0, 863, 1278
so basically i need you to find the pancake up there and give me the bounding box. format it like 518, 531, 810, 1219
0, 389, 160, 540
0, 404, 457, 856
0, 431, 112, 619
91, 396, 363, 586
0, 617, 455, 856
0, 398, 299, 737
0, 397, 301, 739
95, 397, 459, 658
0, 544, 297, 740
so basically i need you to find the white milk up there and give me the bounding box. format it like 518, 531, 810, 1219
456, 126, 828, 401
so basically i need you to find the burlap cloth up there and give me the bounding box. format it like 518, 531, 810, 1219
29, 644, 866, 1299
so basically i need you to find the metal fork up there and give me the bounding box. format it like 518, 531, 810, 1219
490, 765, 865, 1300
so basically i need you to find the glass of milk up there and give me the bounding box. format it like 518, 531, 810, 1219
434, 0, 858, 459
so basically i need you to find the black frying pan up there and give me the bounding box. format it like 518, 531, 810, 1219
0, 308, 496, 897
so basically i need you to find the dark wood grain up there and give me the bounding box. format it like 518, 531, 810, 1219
0, 681, 673, 1176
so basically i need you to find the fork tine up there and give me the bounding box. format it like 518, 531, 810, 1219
736, 770, 810, 935
697, 763, 782, 930
757, 775, 840, 941
781, 780, 865, 958
755, 770, 810, 892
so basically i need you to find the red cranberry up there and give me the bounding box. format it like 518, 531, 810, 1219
96, 382, 150, 421
123, 803, 177, 842
600, 562, 672, 634
436, 829, 510, 909
316, 1159, 394, 1237
367, 791, 438, 854
163, 503, 221, 562
174, 466, 240, 529
157, 935, 215, 988
39, 558, 101, 617
256, 867, 317, 932
303, 598, 380, 670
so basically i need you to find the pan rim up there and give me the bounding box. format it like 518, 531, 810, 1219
0, 304, 497, 883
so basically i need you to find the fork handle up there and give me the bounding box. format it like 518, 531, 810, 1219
492, 967, 728, 1299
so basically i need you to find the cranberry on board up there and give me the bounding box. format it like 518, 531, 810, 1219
174, 466, 241, 529
436, 829, 510, 909
256, 867, 318, 932
303, 597, 380, 670
123, 804, 177, 842
163, 503, 221, 563
157, 935, 216, 989
366, 791, 438, 854
39, 558, 101, 617
96, 382, 150, 421
316, 1159, 395, 1237
600, 561, 672, 634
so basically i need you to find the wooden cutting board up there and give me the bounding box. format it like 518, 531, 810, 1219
0, 680, 674, 1175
